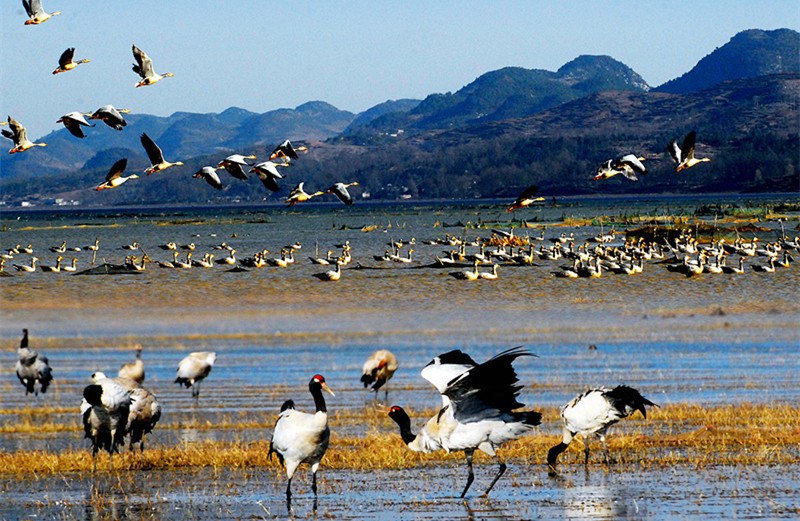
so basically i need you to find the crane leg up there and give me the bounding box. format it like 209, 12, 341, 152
484, 456, 506, 496
601, 434, 610, 464
584, 437, 591, 466
312, 471, 318, 496
460, 450, 475, 498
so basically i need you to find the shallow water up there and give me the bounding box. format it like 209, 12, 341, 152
1, 195, 799, 519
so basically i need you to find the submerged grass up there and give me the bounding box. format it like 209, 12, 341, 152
0, 403, 797, 476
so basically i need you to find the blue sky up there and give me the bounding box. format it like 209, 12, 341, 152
2, 1, 798, 139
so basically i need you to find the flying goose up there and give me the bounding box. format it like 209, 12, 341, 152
95, 159, 138, 190
3, 116, 46, 154
89, 105, 130, 130
140, 132, 184, 174
193, 166, 224, 190
132, 45, 174, 87
52, 47, 90, 75
507, 185, 545, 212
668, 130, 711, 172
23, 0, 61, 24
594, 154, 647, 181
217, 154, 256, 180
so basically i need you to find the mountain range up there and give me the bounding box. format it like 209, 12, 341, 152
1, 28, 798, 206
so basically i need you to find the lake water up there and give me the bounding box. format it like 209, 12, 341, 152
1, 194, 799, 519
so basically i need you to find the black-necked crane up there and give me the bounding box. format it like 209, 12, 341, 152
269, 374, 335, 506
326, 182, 359, 205
15, 329, 53, 396
668, 130, 711, 172
507, 185, 545, 212
132, 45, 174, 88
118, 345, 145, 384
175, 351, 217, 399
594, 154, 647, 181
286, 182, 324, 206
250, 161, 289, 192
57, 111, 94, 138
360, 349, 398, 399
388, 347, 541, 497
52, 47, 89, 75
193, 166, 224, 190
95, 158, 138, 191
218, 154, 256, 181
269, 139, 308, 161
112, 375, 161, 453
3, 116, 46, 154
89, 105, 130, 130
23, 0, 61, 25
140, 132, 184, 174
547, 385, 657, 475
312, 262, 341, 281
80, 372, 131, 470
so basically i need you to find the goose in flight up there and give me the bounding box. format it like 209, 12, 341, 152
140, 132, 184, 174
217, 154, 256, 181
96, 159, 138, 190
286, 182, 324, 206
23, 0, 61, 25
132, 45, 174, 88
269, 139, 308, 161
668, 130, 711, 172
326, 182, 359, 205
52, 47, 90, 75
3, 116, 46, 154
250, 161, 289, 192
89, 105, 130, 130
193, 166, 224, 190
594, 154, 647, 181
57, 111, 94, 138
507, 185, 545, 212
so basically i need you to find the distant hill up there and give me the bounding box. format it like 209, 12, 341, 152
656, 28, 800, 94
344, 99, 422, 134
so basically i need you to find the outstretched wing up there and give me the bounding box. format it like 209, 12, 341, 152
58, 48, 75, 68
132, 45, 153, 79
139, 132, 164, 164
105, 158, 128, 182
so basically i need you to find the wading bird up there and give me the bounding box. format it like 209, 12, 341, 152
57, 111, 94, 138
140, 132, 184, 174
16, 329, 53, 396
668, 130, 711, 172
118, 345, 145, 384
2, 116, 46, 154
96, 158, 138, 191
388, 347, 541, 497
547, 385, 657, 475
52, 47, 89, 75
217, 154, 256, 181
269, 375, 335, 506
132, 45, 174, 87
80, 372, 131, 470
89, 105, 130, 130
507, 185, 545, 212
111, 374, 161, 453
22, 0, 61, 25
360, 349, 398, 398
594, 154, 647, 181
175, 351, 217, 399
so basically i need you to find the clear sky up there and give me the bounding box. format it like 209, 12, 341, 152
2, 0, 798, 140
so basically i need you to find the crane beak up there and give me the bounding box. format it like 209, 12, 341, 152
321, 382, 335, 397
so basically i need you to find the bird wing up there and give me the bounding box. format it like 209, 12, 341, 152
329, 183, 353, 205
198, 167, 223, 190
7, 117, 25, 144
23, 0, 35, 17
139, 133, 165, 164
132, 45, 154, 78
1, 128, 15, 141
221, 160, 249, 180
515, 184, 539, 202
253, 163, 282, 191
680, 130, 697, 161
617, 154, 646, 174
618, 168, 640, 182
667, 140, 682, 163
443, 346, 532, 422
58, 48, 74, 68
62, 118, 86, 138
270, 139, 298, 160
105, 158, 128, 182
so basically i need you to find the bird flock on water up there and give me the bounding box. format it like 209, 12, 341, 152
14, 329, 664, 508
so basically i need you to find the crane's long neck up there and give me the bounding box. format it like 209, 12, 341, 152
310, 384, 327, 413
391, 412, 417, 446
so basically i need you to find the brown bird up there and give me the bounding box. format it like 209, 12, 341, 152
52, 48, 90, 75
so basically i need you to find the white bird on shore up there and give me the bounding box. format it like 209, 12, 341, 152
118, 345, 145, 384
269, 375, 335, 506
360, 349, 398, 397
389, 347, 541, 497
547, 385, 657, 475
175, 351, 217, 399
15, 329, 53, 396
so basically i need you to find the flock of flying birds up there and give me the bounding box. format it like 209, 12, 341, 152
16, 329, 658, 504
6, 1, 362, 207
7, 1, 714, 213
